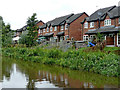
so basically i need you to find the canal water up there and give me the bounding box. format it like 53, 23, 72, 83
0, 57, 118, 88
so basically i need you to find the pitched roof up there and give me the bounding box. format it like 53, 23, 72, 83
85, 26, 120, 34
50, 13, 74, 26
66, 12, 88, 24
107, 6, 120, 18
40, 13, 74, 29
36, 20, 44, 24
87, 5, 116, 22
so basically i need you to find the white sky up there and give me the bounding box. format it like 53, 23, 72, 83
0, 0, 120, 30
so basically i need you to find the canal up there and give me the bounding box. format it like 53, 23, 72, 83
0, 57, 118, 88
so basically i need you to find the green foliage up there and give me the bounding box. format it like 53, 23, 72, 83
0, 16, 13, 47
19, 13, 38, 47
2, 47, 120, 77
96, 32, 104, 42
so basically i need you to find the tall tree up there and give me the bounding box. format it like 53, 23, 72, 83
0, 16, 13, 47
19, 13, 38, 47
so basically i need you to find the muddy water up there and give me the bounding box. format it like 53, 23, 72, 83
0, 57, 118, 88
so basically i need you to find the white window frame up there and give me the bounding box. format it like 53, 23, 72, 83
65, 24, 68, 30
50, 27, 52, 32
54, 36, 58, 39
65, 35, 69, 40
84, 22, 88, 28
38, 29, 40, 34
43, 28, 46, 33
104, 19, 111, 26
40, 30, 42, 34
61, 25, 64, 30
83, 35, 89, 41
90, 22, 94, 28
47, 27, 49, 32
90, 35, 96, 41
119, 17, 120, 24
54, 26, 57, 31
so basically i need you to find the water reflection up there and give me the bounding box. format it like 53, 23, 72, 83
1, 57, 118, 88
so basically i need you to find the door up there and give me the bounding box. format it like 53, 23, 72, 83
106, 34, 114, 45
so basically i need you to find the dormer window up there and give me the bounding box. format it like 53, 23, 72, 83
38, 29, 40, 34
90, 22, 94, 28
50, 27, 52, 32
61, 25, 64, 30
65, 24, 68, 30
54, 26, 57, 31
84, 22, 88, 28
119, 17, 120, 24
40, 30, 42, 33
104, 19, 111, 26
43, 28, 46, 32
47, 27, 49, 32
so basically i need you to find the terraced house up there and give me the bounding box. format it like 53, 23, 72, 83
38, 12, 88, 42
81, 5, 120, 47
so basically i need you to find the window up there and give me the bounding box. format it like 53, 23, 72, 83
65, 24, 68, 30
61, 25, 64, 30
47, 27, 49, 32
50, 27, 52, 32
38, 29, 40, 34
40, 30, 42, 33
90, 35, 96, 41
65, 35, 69, 40
90, 22, 94, 28
54, 26, 57, 31
83, 35, 89, 41
84, 22, 88, 28
119, 17, 120, 24
43, 28, 46, 32
104, 19, 111, 26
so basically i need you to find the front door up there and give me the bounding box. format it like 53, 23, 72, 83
106, 34, 114, 45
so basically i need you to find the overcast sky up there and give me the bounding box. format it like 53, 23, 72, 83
0, 0, 120, 30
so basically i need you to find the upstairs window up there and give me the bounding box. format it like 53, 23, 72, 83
40, 30, 42, 33
54, 26, 57, 31
118, 17, 120, 24
104, 19, 111, 26
90, 22, 94, 28
38, 29, 40, 34
47, 27, 49, 32
61, 25, 64, 30
50, 27, 53, 32
84, 22, 88, 28
43, 28, 46, 32
65, 24, 68, 30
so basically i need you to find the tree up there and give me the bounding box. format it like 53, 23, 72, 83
19, 13, 38, 47
0, 16, 13, 47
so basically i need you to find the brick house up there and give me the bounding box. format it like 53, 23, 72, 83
38, 12, 88, 42
81, 5, 120, 47
14, 20, 44, 42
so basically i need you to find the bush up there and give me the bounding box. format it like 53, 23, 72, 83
2, 47, 120, 77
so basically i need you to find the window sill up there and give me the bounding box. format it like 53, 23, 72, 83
104, 25, 111, 26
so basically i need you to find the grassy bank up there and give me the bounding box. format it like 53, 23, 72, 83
2, 47, 120, 77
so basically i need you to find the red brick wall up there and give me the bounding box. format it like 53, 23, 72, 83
69, 13, 88, 41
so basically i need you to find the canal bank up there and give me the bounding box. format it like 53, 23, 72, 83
1, 57, 119, 88
2, 47, 120, 77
